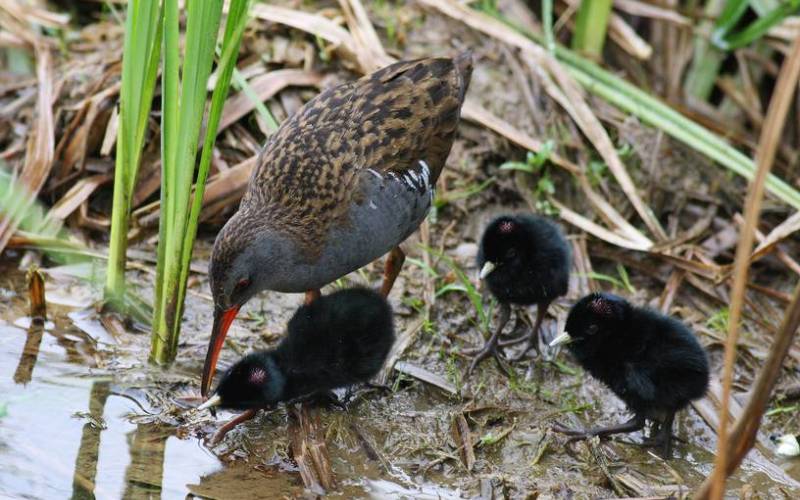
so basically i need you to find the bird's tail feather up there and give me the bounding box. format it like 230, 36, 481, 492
453, 50, 474, 104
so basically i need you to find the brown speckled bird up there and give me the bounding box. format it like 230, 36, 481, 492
201, 53, 473, 396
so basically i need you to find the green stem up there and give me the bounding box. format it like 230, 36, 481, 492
151, 0, 184, 364
571, 0, 612, 59
542, 0, 554, 53
684, 0, 726, 101
716, 1, 800, 50
105, 0, 162, 311
232, 67, 279, 132
170, 2, 252, 360
150, 0, 250, 364
105, 149, 129, 307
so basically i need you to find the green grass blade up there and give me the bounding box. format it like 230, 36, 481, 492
231, 68, 279, 132
571, 0, 612, 58
714, 0, 750, 37
105, 0, 163, 307
154, 0, 227, 362
541, 0, 554, 53
151, 0, 251, 363
172, 0, 252, 356
424, 246, 490, 332
470, 4, 800, 211
716, 1, 800, 50
558, 51, 800, 209
153, 0, 181, 343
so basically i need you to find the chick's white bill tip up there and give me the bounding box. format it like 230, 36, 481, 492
479, 261, 496, 280
549, 331, 572, 347
197, 394, 222, 411
775, 434, 800, 457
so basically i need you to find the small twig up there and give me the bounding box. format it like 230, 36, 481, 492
26, 264, 46, 324
584, 440, 626, 497
288, 403, 337, 494
393, 361, 459, 396
450, 412, 475, 472
377, 317, 425, 385
705, 35, 800, 500
696, 282, 800, 498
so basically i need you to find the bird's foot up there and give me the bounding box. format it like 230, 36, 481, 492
464, 340, 511, 377
499, 334, 539, 361
551, 422, 595, 440
641, 434, 673, 458
552, 416, 645, 443
310, 390, 347, 410
342, 382, 392, 406
208, 409, 258, 445
288, 390, 346, 410
641, 431, 683, 457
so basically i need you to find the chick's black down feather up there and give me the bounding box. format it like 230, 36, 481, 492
277, 287, 395, 400
565, 293, 709, 420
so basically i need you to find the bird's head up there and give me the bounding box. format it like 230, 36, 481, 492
550, 292, 629, 351
477, 215, 533, 280
202, 210, 291, 396
199, 352, 286, 411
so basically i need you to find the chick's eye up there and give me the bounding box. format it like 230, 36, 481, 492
234, 278, 250, 292
505, 248, 518, 259
587, 324, 599, 335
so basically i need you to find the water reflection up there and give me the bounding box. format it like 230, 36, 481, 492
122, 425, 168, 499
12, 323, 44, 385
0, 322, 220, 498
71, 381, 110, 500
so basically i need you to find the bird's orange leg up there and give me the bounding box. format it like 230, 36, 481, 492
379, 247, 406, 297
305, 289, 321, 305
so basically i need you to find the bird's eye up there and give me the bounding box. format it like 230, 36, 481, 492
234, 278, 250, 293
587, 324, 599, 335
505, 248, 518, 260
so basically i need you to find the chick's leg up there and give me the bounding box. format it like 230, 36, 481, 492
646, 411, 676, 457
552, 414, 646, 440
209, 409, 258, 445
501, 300, 551, 360
465, 302, 512, 376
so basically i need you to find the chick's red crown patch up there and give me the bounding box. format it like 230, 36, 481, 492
498, 220, 515, 233
589, 297, 615, 317
249, 367, 267, 385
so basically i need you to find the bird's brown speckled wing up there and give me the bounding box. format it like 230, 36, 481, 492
240, 53, 472, 252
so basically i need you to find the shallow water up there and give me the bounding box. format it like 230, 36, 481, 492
0, 284, 220, 498
2, 257, 800, 499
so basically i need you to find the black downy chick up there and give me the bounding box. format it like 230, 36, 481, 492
549, 292, 710, 456
199, 287, 394, 416
469, 214, 571, 374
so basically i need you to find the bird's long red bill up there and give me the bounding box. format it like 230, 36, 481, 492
201, 305, 240, 397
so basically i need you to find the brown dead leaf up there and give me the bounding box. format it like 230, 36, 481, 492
219, 69, 322, 132
0, 43, 54, 253
450, 412, 475, 472
44, 174, 111, 231
250, 4, 359, 66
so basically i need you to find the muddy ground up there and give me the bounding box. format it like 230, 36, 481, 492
2, 222, 800, 498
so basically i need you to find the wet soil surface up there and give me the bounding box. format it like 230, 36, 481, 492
2, 243, 800, 499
